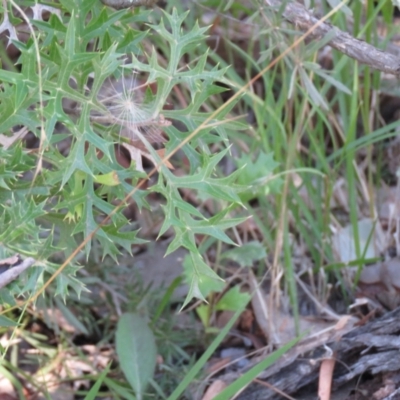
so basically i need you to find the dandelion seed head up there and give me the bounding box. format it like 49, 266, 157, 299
96, 70, 168, 146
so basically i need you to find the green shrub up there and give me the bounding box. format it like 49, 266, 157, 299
0, 1, 249, 305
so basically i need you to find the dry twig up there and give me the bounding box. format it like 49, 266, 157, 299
100, 0, 158, 9
266, 0, 400, 75
0, 256, 36, 289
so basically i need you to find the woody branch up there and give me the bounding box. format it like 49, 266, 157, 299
266, 0, 400, 75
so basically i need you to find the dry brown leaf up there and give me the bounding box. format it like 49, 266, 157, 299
121, 143, 144, 172
241, 332, 265, 350
373, 384, 396, 400
156, 148, 174, 169
81, 345, 113, 369
334, 315, 354, 331
358, 258, 400, 309
0, 375, 16, 400
215, 310, 237, 330
249, 272, 357, 348
0, 127, 28, 149
359, 258, 400, 289
332, 218, 384, 263
201, 380, 227, 400
0, 255, 20, 269
122, 144, 174, 172
44, 308, 76, 333
0, 394, 18, 400
248, 270, 270, 341
239, 309, 254, 332
205, 357, 232, 375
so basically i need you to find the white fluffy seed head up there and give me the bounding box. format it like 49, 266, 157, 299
97, 72, 167, 144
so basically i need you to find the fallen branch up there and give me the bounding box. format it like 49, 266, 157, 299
266, 0, 400, 75
100, 0, 157, 9
0, 256, 36, 289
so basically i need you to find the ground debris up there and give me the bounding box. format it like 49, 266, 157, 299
217, 307, 400, 400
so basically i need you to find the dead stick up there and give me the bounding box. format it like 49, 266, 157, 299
100, 0, 157, 9
0, 258, 36, 289
266, 0, 400, 75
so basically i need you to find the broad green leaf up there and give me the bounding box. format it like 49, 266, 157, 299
116, 313, 157, 400
215, 286, 251, 311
